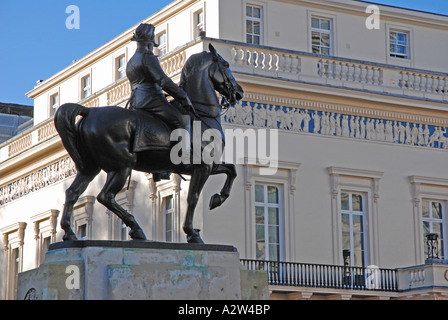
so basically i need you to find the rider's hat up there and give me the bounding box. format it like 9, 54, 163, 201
131, 23, 159, 47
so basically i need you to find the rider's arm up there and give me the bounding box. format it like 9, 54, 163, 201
144, 54, 190, 104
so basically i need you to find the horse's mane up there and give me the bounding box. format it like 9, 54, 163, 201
179, 51, 214, 88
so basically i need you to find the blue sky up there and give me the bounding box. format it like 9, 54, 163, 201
1, 0, 447, 106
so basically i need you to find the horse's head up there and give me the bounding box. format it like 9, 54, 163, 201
179, 44, 244, 110
208, 44, 244, 106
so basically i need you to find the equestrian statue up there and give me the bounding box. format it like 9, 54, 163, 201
54, 23, 244, 244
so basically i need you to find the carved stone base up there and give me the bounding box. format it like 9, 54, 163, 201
17, 240, 269, 300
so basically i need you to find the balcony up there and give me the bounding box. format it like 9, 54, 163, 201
241, 259, 397, 292
241, 259, 448, 300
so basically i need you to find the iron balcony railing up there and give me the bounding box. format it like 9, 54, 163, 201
241, 259, 398, 292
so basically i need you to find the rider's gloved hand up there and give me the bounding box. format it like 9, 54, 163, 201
182, 97, 199, 118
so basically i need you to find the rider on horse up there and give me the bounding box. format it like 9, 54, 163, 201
126, 23, 195, 179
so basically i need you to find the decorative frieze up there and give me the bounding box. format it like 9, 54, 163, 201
0, 157, 76, 206
222, 99, 448, 150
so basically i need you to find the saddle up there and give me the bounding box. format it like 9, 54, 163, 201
132, 108, 225, 154
132, 109, 173, 152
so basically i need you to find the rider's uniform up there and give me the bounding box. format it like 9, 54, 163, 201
126, 50, 190, 129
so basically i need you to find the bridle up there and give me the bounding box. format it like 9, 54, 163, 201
212, 55, 236, 111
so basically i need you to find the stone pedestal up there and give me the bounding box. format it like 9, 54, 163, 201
17, 240, 269, 300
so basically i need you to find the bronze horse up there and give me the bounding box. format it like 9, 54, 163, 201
54, 44, 244, 243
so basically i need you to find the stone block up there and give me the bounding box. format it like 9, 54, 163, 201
17, 240, 268, 300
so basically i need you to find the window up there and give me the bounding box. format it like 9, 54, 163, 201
163, 195, 174, 242
50, 92, 59, 116
194, 9, 204, 38
157, 32, 167, 56
341, 192, 366, 267
1, 222, 27, 299
389, 30, 409, 59
328, 167, 383, 266
31, 209, 59, 267
77, 224, 87, 240
115, 55, 126, 81
246, 5, 262, 45
73, 195, 95, 241
255, 184, 282, 261
42, 236, 51, 259
81, 74, 91, 99
11, 247, 19, 298
311, 17, 332, 55
422, 199, 446, 259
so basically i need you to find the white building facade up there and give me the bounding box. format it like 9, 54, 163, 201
2, 0, 448, 300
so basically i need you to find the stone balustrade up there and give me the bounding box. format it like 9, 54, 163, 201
215, 38, 448, 101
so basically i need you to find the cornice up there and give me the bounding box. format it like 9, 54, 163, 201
409, 175, 448, 187
327, 166, 384, 179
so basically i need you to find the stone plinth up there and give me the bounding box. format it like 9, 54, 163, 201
17, 240, 268, 300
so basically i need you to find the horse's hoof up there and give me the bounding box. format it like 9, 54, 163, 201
209, 193, 223, 210
187, 229, 204, 244
63, 231, 78, 241
129, 228, 147, 241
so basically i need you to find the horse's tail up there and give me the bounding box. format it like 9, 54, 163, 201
54, 103, 90, 171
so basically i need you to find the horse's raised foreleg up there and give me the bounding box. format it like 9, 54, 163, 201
209, 163, 237, 210
183, 164, 213, 243
61, 170, 100, 241
97, 168, 147, 240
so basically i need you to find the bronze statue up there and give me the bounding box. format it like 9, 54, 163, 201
54, 24, 244, 243
126, 24, 194, 166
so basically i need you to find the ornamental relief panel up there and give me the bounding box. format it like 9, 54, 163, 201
0, 156, 76, 205
222, 98, 448, 150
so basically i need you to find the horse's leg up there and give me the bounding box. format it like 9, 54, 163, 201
97, 168, 147, 240
183, 164, 213, 243
61, 169, 100, 241
209, 163, 237, 210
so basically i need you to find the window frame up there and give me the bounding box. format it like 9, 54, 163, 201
193, 8, 205, 38
328, 167, 383, 266
389, 29, 410, 60
73, 195, 95, 241
1, 222, 27, 300
386, 24, 413, 67
310, 16, 333, 56
341, 192, 367, 268
156, 29, 168, 57
30, 209, 59, 267
80, 73, 92, 100
49, 91, 60, 117
243, 159, 300, 262
422, 199, 447, 259
308, 11, 337, 57
163, 194, 175, 242
115, 54, 126, 81
245, 4, 263, 45
153, 174, 182, 243
410, 176, 448, 264
254, 183, 283, 261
